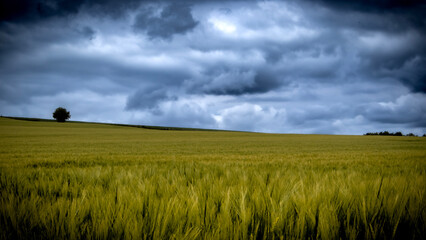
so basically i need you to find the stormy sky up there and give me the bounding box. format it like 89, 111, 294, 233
1, 0, 425, 135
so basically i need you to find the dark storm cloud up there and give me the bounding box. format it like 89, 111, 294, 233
308, 0, 426, 14
303, 0, 426, 31
399, 59, 426, 93
293, 0, 426, 94
369, 53, 426, 93
363, 94, 426, 127
79, 26, 95, 39
359, 38, 426, 93
0, 46, 192, 104
0, 0, 82, 23
0, 21, 96, 62
144, 100, 217, 128
342, 20, 426, 93
0, 0, 144, 23
0, 0, 254, 24
133, 3, 198, 39
187, 69, 280, 96
126, 86, 175, 110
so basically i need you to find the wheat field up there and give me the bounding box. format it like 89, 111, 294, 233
0, 117, 425, 239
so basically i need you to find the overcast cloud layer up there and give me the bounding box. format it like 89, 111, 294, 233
1, 0, 425, 135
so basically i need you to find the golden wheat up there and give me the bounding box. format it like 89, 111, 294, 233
0, 117, 425, 239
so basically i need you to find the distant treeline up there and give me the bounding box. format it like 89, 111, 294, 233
364, 131, 425, 137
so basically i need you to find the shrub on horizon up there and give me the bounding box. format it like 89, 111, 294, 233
364, 131, 406, 136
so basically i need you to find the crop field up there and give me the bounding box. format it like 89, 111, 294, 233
0, 117, 425, 239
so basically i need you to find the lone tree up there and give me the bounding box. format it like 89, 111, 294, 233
53, 107, 71, 122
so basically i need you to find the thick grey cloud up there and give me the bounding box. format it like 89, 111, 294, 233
0, 0, 425, 135
186, 69, 280, 96
126, 86, 175, 110
133, 3, 198, 39
301, 0, 426, 33
363, 94, 426, 127
0, 0, 144, 23
289, 0, 426, 95
0, 0, 82, 22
